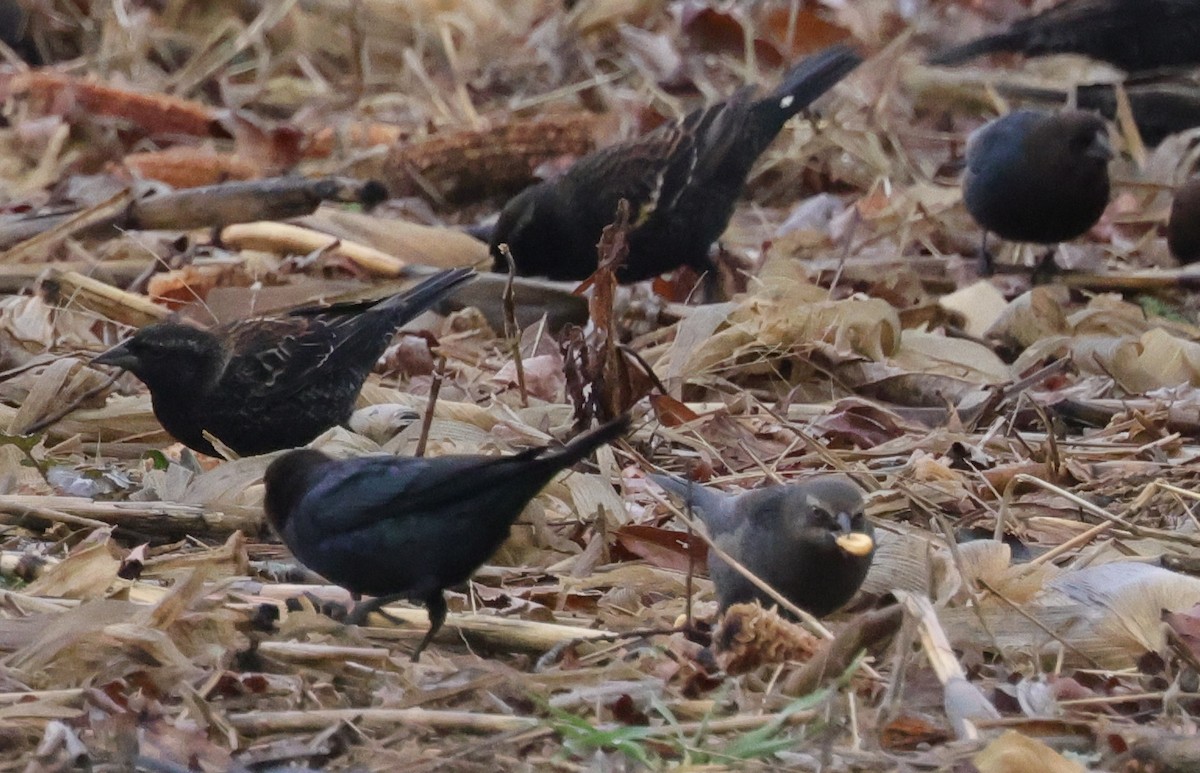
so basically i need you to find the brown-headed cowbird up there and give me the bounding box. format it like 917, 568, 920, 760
93, 268, 474, 457
490, 44, 862, 284
962, 109, 1111, 274
1168, 176, 1200, 264
651, 473, 874, 618
263, 415, 630, 660
929, 0, 1200, 73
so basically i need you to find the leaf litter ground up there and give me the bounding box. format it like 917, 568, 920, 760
1, 1, 1199, 771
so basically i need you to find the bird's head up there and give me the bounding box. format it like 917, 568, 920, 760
489, 182, 569, 277
1060, 110, 1112, 166
93, 323, 227, 394
262, 449, 333, 531
793, 476, 874, 558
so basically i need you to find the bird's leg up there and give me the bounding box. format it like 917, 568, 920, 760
345, 593, 406, 626
411, 592, 448, 662
1031, 247, 1059, 285
979, 231, 994, 276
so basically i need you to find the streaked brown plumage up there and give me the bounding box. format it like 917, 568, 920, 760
93, 268, 474, 457
490, 44, 862, 284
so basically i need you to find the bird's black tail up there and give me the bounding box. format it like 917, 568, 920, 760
290, 267, 475, 323
374, 267, 476, 321
536, 414, 631, 469
928, 33, 1022, 66
755, 44, 863, 132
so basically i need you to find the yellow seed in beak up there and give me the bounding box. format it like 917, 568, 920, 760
836, 532, 874, 556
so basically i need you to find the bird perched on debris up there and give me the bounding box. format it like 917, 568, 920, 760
93, 268, 474, 457
490, 43, 862, 284
651, 473, 874, 618
961, 110, 1112, 275
1168, 177, 1200, 265
263, 415, 630, 661
928, 0, 1200, 73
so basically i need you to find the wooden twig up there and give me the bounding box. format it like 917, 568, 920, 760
498, 244, 528, 407
414, 355, 446, 457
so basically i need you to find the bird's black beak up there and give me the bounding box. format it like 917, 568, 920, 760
92, 342, 138, 370
834, 512, 874, 556
1087, 130, 1113, 162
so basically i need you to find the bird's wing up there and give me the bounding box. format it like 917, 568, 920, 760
295, 453, 535, 535
218, 269, 473, 400
218, 314, 365, 399
561, 112, 719, 231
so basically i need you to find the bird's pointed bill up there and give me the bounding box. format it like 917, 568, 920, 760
92, 342, 138, 370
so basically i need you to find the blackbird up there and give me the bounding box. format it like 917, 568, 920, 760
961, 110, 1111, 275
93, 268, 474, 457
929, 0, 1200, 73
490, 44, 862, 284
651, 473, 874, 618
263, 415, 630, 660
1168, 177, 1200, 265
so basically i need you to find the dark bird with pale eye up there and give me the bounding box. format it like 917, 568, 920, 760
651, 474, 874, 618
1168, 177, 1200, 265
490, 44, 862, 284
962, 110, 1111, 274
92, 268, 474, 458
929, 0, 1200, 73
263, 415, 630, 661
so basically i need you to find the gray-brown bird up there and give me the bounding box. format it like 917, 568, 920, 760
651, 474, 874, 618
1168, 177, 1200, 265
962, 109, 1112, 275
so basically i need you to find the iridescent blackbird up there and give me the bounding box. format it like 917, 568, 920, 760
962, 110, 1111, 274
929, 0, 1200, 73
1168, 177, 1200, 265
93, 268, 474, 457
651, 474, 874, 618
263, 415, 630, 660
490, 44, 862, 284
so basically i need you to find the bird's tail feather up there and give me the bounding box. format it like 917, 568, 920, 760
538, 414, 631, 469
376, 267, 476, 318
928, 33, 1020, 66
758, 43, 863, 129
649, 472, 733, 527
288, 267, 475, 321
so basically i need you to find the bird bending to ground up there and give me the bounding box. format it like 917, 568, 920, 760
93, 268, 474, 457
651, 473, 874, 618
263, 415, 630, 661
961, 110, 1111, 276
490, 43, 862, 285
929, 0, 1200, 73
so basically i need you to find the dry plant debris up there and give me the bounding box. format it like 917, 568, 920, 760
0, 0, 1199, 770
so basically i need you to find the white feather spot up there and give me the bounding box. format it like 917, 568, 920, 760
779, 95, 795, 109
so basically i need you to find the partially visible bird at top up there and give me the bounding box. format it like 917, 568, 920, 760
489, 43, 863, 286
650, 473, 875, 619
928, 0, 1200, 73
961, 109, 1112, 276
263, 415, 631, 661
92, 268, 475, 458
1168, 176, 1200, 265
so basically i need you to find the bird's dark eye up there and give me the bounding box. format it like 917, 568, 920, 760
811, 508, 836, 527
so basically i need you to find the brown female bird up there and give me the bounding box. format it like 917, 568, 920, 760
93, 268, 474, 457
490, 44, 862, 284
